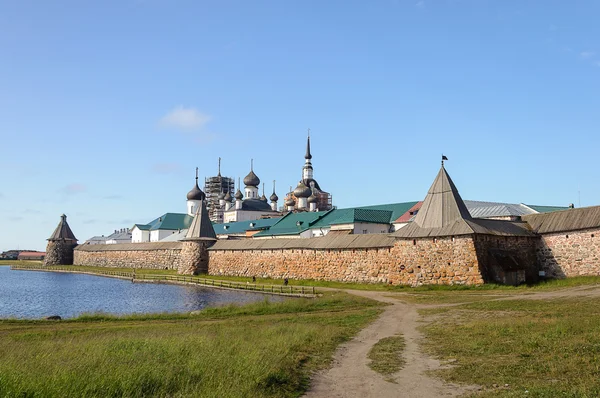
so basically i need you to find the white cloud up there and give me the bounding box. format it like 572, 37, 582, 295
580, 51, 595, 59
61, 183, 87, 195
159, 106, 211, 132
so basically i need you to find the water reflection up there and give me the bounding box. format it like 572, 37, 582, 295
0, 266, 283, 319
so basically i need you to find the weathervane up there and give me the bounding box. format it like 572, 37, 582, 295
441, 154, 448, 167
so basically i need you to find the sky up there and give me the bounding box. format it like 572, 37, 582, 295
1, 0, 599, 252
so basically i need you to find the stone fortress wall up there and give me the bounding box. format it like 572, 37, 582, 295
209, 236, 485, 286
74, 242, 183, 270
534, 228, 600, 278
72, 226, 600, 286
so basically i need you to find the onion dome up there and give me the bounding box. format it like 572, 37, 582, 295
234, 189, 243, 200
224, 191, 232, 202
307, 193, 317, 204
218, 191, 226, 200
187, 168, 206, 201
285, 196, 296, 207
243, 170, 260, 187
270, 192, 279, 202
293, 181, 311, 198
260, 194, 268, 202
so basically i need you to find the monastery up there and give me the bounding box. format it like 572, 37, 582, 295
43, 142, 600, 286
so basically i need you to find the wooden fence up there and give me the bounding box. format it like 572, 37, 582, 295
9, 264, 317, 297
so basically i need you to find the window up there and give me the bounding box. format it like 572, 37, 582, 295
362, 229, 368, 234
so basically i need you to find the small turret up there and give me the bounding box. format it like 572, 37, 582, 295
44, 214, 78, 266
308, 193, 318, 212
187, 168, 206, 216
294, 180, 311, 209
243, 159, 260, 199
235, 178, 244, 210
285, 186, 296, 211
270, 180, 279, 211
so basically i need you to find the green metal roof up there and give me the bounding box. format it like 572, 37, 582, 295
311, 208, 393, 228
253, 210, 332, 237
354, 202, 418, 223
132, 224, 151, 231
526, 204, 570, 213
145, 213, 194, 231
213, 217, 282, 235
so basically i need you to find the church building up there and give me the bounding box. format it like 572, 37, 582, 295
284, 133, 333, 212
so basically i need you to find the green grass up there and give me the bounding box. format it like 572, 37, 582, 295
367, 335, 406, 381
419, 297, 600, 397
0, 259, 43, 266
0, 291, 383, 398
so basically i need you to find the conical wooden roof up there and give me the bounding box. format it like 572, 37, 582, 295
183, 202, 217, 241
394, 165, 534, 238
48, 214, 78, 241
413, 165, 472, 228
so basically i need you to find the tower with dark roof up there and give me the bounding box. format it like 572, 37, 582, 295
178, 198, 217, 275
44, 214, 78, 266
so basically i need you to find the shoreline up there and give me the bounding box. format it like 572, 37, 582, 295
7, 264, 317, 298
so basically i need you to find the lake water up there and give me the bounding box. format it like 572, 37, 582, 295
0, 266, 282, 319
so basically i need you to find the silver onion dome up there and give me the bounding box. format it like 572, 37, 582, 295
293, 181, 311, 198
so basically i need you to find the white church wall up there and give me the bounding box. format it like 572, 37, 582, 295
132, 228, 150, 243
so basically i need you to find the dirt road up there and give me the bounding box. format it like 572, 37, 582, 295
304, 284, 600, 398
304, 290, 473, 398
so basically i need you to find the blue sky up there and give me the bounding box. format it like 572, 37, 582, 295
1, 0, 599, 251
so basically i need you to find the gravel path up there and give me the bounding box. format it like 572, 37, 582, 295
304, 290, 473, 398
304, 284, 600, 398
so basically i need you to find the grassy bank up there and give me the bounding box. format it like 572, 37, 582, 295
420, 296, 600, 397
0, 291, 382, 398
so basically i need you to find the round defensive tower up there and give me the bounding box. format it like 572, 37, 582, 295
44, 214, 78, 266
178, 183, 217, 275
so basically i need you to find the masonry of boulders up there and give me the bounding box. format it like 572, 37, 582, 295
535, 228, 600, 278
74, 242, 183, 270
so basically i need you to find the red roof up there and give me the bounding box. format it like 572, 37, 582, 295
18, 251, 46, 258
394, 202, 423, 223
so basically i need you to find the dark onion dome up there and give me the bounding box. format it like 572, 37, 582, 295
260, 194, 268, 202
218, 191, 226, 200
270, 192, 279, 202
234, 189, 244, 200
187, 182, 205, 201
293, 181, 311, 198
307, 193, 317, 204
243, 170, 260, 187
285, 196, 296, 207
224, 191, 232, 202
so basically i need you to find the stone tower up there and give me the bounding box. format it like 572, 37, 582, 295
178, 189, 217, 275
44, 214, 78, 266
